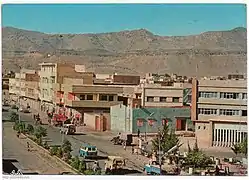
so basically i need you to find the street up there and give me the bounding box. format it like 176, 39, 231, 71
2, 109, 144, 175
2, 121, 76, 174
2, 108, 240, 175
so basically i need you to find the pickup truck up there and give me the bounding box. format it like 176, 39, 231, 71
144, 164, 164, 175
144, 164, 179, 175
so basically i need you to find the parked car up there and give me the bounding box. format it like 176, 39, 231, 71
60, 124, 76, 135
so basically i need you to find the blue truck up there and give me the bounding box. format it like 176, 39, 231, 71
79, 143, 98, 159
144, 164, 164, 175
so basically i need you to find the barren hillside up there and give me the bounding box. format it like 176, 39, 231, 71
2, 27, 247, 77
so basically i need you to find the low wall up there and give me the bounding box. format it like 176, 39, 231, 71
22, 134, 80, 174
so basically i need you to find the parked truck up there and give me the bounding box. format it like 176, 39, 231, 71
105, 156, 126, 174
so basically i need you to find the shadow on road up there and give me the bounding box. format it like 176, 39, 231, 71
71, 133, 86, 136
3, 159, 19, 174
87, 155, 108, 160
107, 169, 142, 175
3, 159, 39, 175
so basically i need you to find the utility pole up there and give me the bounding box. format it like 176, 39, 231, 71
158, 130, 162, 175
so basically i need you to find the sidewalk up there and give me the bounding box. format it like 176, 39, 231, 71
3, 122, 74, 174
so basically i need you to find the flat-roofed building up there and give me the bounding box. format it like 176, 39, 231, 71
24, 71, 40, 110
58, 82, 124, 131
141, 82, 192, 108
191, 78, 247, 148
39, 62, 87, 113
9, 69, 37, 107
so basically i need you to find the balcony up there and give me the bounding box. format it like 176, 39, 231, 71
62, 84, 123, 94
65, 100, 123, 108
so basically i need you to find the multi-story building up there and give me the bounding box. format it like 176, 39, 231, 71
57, 81, 124, 131
39, 62, 86, 113
52, 72, 141, 131
24, 71, 40, 110
9, 69, 37, 106
110, 81, 193, 134
140, 82, 192, 108
191, 78, 247, 148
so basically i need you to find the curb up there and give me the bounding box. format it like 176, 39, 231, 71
21, 133, 82, 175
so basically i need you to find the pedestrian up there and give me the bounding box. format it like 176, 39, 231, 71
131, 146, 134, 154
27, 142, 30, 151
117, 132, 121, 139
16, 131, 20, 138
137, 129, 140, 137
123, 142, 126, 151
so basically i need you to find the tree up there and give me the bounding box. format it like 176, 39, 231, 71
193, 138, 199, 152
56, 147, 63, 158
70, 156, 81, 170
152, 124, 180, 153
26, 124, 34, 134
78, 161, 86, 173
187, 141, 192, 153
50, 146, 59, 156
13, 122, 26, 133
10, 112, 19, 122
62, 139, 72, 154
34, 126, 47, 139
184, 151, 213, 169
184, 140, 213, 169
231, 138, 247, 156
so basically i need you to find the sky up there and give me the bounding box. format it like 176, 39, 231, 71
2, 3, 247, 36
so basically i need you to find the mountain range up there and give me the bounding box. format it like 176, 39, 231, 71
2, 26, 247, 77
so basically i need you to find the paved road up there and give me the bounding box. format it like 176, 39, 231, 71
3, 110, 144, 175
2, 121, 75, 175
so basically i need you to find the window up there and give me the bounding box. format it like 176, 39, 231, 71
79, 95, 85, 100
50, 76, 55, 83
159, 97, 167, 102
173, 97, 180, 103
220, 92, 239, 99
220, 109, 240, 116
242, 110, 247, 116
198, 108, 217, 115
147, 96, 154, 102
199, 92, 218, 98
217, 129, 220, 141
198, 126, 201, 130
242, 93, 247, 100
99, 94, 108, 101
148, 119, 155, 126
108, 95, 114, 101
137, 119, 144, 127
86, 94, 93, 100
